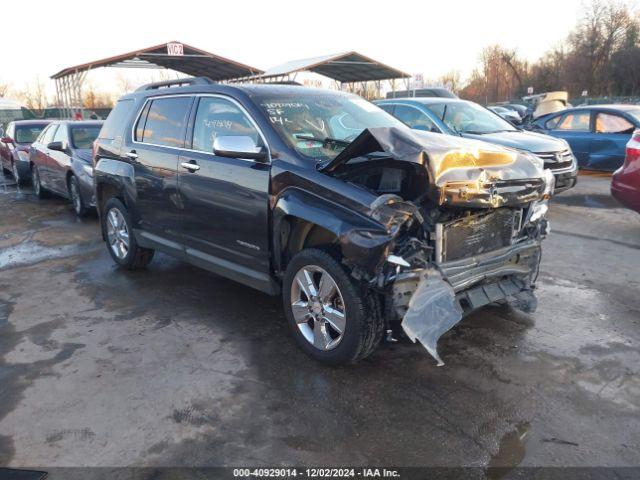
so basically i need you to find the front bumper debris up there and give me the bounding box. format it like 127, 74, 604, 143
394, 240, 542, 366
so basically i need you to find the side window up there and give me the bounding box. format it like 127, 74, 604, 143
41, 125, 58, 144
6, 123, 14, 139
545, 115, 562, 130
378, 104, 395, 115
394, 105, 438, 132
595, 113, 634, 134
136, 97, 192, 148
134, 102, 151, 142
53, 124, 67, 143
100, 99, 134, 140
191, 97, 263, 153
556, 112, 591, 131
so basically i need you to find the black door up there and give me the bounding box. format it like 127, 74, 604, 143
177, 95, 272, 291
126, 95, 194, 251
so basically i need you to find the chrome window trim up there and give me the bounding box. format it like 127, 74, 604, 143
379, 102, 442, 133
130, 93, 271, 163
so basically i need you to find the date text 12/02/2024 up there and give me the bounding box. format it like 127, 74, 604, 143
233, 468, 401, 478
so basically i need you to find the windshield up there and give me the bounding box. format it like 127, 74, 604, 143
426, 101, 517, 134
15, 124, 48, 143
70, 125, 101, 149
255, 91, 405, 161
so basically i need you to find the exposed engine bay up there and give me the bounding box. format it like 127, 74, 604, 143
326, 127, 553, 365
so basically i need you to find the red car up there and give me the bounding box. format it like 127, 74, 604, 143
612, 130, 640, 213
1, 120, 52, 185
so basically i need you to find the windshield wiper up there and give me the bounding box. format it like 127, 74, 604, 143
295, 135, 352, 147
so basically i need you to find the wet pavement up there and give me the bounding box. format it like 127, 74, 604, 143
0, 172, 639, 470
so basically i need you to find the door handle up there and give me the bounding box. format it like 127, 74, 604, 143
125, 151, 138, 160
181, 161, 200, 172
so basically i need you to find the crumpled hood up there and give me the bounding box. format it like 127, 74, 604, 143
462, 130, 566, 154
322, 127, 553, 208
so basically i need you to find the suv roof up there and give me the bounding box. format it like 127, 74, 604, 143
379, 97, 466, 105
123, 77, 354, 102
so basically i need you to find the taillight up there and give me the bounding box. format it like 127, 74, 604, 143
624, 130, 640, 167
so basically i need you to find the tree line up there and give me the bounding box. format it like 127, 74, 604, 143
456, 0, 640, 103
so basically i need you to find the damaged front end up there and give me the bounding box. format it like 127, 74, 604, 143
325, 127, 553, 365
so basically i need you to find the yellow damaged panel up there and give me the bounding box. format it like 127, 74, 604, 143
435, 148, 516, 179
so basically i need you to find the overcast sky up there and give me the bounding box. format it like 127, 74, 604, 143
3, 0, 588, 95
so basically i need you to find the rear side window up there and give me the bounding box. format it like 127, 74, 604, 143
100, 99, 134, 140
378, 104, 395, 115
557, 112, 591, 131
595, 113, 634, 134
136, 97, 192, 148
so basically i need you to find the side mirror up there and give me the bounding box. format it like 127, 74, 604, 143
47, 141, 66, 152
1, 137, 13, 144
213, 136, 268, 162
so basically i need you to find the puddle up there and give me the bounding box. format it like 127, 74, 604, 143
487, 421, 529, 478
0, 241, 99, 270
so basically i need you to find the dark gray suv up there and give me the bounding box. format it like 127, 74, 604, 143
93, 78, 553, 365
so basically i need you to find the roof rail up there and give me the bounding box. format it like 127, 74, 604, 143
135, 76, 214, 92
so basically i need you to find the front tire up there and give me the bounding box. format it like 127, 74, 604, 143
68, 175, 89, 217
283, 248, 384, 365
102, 197, 154, 269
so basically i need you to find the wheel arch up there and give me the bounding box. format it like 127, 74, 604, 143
272, 188, 390, 276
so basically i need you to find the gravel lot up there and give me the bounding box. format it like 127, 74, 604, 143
0, 172, 638, 472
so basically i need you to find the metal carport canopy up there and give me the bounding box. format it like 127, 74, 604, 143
258, 51, 410, 83
50, 41, 263, 118
51, 41, 263, 81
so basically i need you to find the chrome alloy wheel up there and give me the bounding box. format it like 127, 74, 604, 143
106, 208, 130, 260
290, 265, 346, 351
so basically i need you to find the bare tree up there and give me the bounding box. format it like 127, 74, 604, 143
0, 82, 10, 98
83, 83, 114, 109
16, 77, 49, 110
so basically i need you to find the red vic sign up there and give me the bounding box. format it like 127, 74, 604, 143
167, 43, 184, 56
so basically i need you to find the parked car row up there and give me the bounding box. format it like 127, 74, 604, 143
1, 119, 102, 216
375, 97, 578, 192
529, 104, 640, 171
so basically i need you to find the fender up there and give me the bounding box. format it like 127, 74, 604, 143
273, 187, 395, 275
94, 158, 136, 239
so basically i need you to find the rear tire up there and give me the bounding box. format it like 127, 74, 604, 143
102, 197, 154, 269
31, 164, 49, 199
68, 175, 89, 217
282, 248, 384, 365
